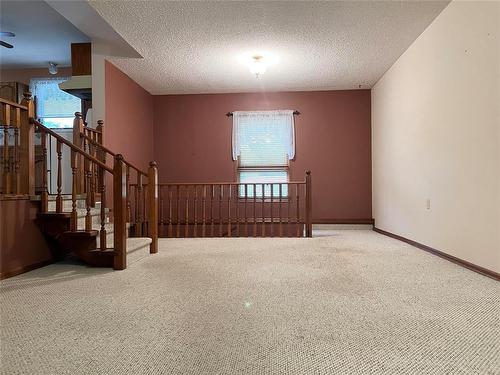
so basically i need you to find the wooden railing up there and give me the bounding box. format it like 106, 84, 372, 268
78, 119, 159, 253
32, 118, 128, 269
0, 94, 35, 195
1, 92, 158, 268
138, 171, 312, 238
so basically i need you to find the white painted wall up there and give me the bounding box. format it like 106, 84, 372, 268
91, 49, 106, 128
372, 1, 500, 273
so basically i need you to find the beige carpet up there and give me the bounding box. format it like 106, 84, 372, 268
1, 230, 499, 374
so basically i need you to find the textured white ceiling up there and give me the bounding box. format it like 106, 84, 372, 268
89, 1, 449, 95
0, 1, 89, 68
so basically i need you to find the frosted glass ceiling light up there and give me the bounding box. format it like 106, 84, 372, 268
249, 55, 266, 78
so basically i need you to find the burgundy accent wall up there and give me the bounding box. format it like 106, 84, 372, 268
153, 90, 372, 222
104, 61, 154, 170
0, 199, 53, 279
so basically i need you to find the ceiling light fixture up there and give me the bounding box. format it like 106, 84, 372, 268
48, 62, 58, 75
249, 55, 266, 78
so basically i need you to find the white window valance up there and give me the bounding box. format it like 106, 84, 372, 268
231, 110, 296, 162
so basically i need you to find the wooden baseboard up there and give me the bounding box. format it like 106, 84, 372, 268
373, 227, 499, 281
0, 259, 55, 280
313, 218, 374, 225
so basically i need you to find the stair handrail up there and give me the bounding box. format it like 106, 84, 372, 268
30, 117, 128, 269
80, 132, 147, 176
74, 113, 158, 254
31, 119, 112, 173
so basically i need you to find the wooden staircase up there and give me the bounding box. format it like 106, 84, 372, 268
36, 196, 152, 267
1, 93, 158, 270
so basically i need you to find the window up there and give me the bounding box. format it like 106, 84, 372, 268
232, 110, 295, 198
30, 77, 81, 129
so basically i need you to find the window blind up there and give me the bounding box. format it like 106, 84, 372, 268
30, 77, 81, 128
232, 110, 295, 165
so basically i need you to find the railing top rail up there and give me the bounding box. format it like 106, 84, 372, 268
130, 180, 307, 187
81, 133, 148, 176
81, 133, 116, 156
31, 118, 113, 174
83, 125, 102, 134
0, 98, 28, 110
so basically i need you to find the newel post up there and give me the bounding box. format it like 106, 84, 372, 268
19, 92, 35, 195
113, 154, 127, 270
148, 161, 159, 254
96, 120, 104, 147
305, 171, 312, 237
73, 112, 84, 193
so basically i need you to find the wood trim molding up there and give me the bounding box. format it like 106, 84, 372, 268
373, 227, 500, 281
0, 194, 31, 201
0, 258, 55, 280
313, 218, 374, 225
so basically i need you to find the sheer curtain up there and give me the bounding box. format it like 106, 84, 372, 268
231, 110, 295, 162
30, 77, 80, 119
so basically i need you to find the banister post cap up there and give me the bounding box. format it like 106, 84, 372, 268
115, 154, 124, 161
149, 161, 158, 168
23, 91, 32, 100
75, 112, 82, 118
306, 170, 311, 175
97, 120, 104, 126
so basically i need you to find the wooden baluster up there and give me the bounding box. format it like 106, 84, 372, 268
148, 161, 158, 253
287, 184, 291, 237
70, 150, 78, 230
185, 185, 189, 238
56, 141, 63, 213
143, 178, 147, 235
113, 154, 127, 270
296, 184, 300, 237
194, 186, 198, 237
270, 183, 274, 237
84, 159, 92, 231
160, 189, 165, 237
202, 185, 207, 237
126, 165, 131, 221
96, 120, 104, 146
227, 184, 231, 237
131, 186, 136, 227
176, 185, 180, 238
12, 107, 21, 194
90, 137, 97, 206
20, 92, 35, 195
219, 185, 223, 237
253, 183, 257, 237
2, 104, 11, 194
261, 183, 265, 237
40, 130, 48, 212
305, 171, 312, 238
279, 183, 283, 237
210, 185, 214, 237
244, 184, 248, 237
236, 184, 240, 237
99, 164, 107, 250
136, 173, 143, 236
168, 186, 173, 237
